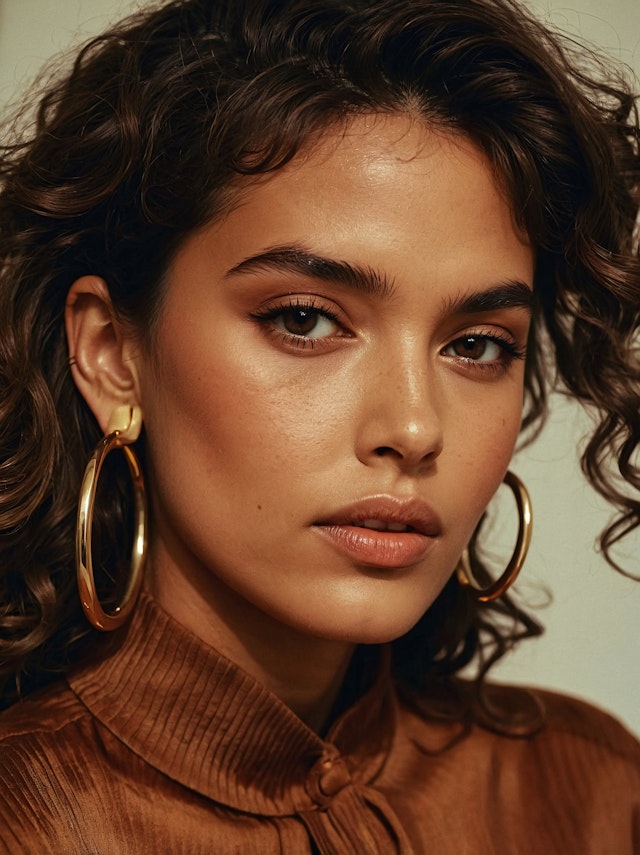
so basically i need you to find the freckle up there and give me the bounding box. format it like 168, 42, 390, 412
257, 504, 262, 511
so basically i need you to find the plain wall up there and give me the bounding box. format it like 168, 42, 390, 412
0, 0, 638, 736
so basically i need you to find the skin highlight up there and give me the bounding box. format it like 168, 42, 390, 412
66, 114, 533, 730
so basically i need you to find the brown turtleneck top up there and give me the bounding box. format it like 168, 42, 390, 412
0, 591, 638, 854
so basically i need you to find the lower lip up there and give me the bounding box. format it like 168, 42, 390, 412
313, 524, 436, 568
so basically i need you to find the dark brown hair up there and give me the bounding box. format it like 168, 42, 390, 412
1, 0, 639, 722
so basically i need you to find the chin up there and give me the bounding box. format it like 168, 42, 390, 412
299, 605, 430, 647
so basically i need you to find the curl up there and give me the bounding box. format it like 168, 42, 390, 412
0, 0, 638, 723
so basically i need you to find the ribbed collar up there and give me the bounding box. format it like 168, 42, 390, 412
67, 591, 396, 817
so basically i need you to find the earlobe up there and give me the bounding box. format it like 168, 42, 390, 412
65, 275, 140, 434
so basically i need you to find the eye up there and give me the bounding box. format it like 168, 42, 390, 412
441, 332, 525, 370
444, 335, 504, 362
272, 304, 340, 339
250, 297, 348, 350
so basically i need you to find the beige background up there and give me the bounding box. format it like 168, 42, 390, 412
0, 0, 638, 736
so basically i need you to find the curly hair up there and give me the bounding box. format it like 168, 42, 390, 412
1, 0, 639, 724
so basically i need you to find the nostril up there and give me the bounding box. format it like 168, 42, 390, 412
374, 446, 394, 456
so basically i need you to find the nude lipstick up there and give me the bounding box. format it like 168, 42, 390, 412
312, 496, 442, 568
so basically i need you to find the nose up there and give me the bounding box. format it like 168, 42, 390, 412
355, 348, 444, 473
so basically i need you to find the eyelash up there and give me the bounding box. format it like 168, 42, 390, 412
442, 330, 527, 374
250, 298, 346, 350
251, 298, 527, 369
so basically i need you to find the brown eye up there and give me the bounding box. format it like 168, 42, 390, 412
273, 306, 340, 339
444, 335, 502, 362
280, 307, 321, 335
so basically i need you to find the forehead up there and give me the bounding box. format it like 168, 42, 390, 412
222, 112, 516, 212
207, 112, 529, 262
163, 112, 533, 317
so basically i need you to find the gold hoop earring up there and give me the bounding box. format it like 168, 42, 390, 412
76, 405, 147, 631
456, 470, 532, 603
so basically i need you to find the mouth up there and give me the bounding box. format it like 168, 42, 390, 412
312, 495, 442, 569
353, 519, 419, 533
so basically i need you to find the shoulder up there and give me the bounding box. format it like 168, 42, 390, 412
0, 680, 93, 776
388, 684, 640, 853
397, 680, 640, 785
509, 685, 640, 800
0, 679, 92, 771
532, 686, 640, 762
393, 683, 640, 852
0, 681, 88, 742
0, 682, 100, 852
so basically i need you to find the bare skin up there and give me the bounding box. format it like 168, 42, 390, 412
66, 114, 534, 731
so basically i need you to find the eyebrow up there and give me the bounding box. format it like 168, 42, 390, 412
442, 282, 534, 315
225, 244, 533, 314
224, 245, 396, 299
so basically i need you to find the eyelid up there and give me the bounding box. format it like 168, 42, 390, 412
441, 328, 527, 374
252, 296, 343, 327
250, 294, 352, 350
445, 323, 526, 351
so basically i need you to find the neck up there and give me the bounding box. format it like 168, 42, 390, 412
147, 560, 356, 734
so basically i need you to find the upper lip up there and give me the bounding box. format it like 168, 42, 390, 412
314, 495, 443, 537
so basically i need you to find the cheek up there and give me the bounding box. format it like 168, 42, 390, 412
139, 324, 353, 492
444, 386, 524, 526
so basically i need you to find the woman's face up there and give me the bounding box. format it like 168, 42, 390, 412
134, 114, 534, 644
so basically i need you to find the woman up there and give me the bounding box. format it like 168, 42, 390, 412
0, 0, 638, 852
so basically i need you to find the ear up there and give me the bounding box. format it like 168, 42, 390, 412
65, 275, 141, 435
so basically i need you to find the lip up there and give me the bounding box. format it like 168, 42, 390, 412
312, 495, 442, 569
